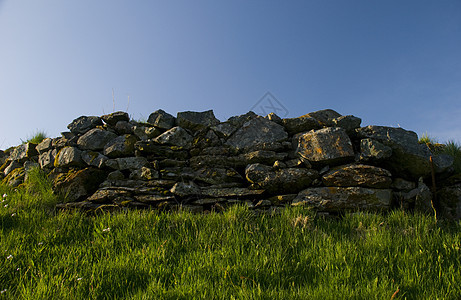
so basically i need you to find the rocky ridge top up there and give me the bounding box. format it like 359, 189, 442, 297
1, 109, 460, 219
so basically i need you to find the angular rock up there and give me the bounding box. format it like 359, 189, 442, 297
226, 117, 288, 151
52, 168, 107, 202
129, 167, 159, 180
114, 121, 135, 134
322, 164, 392, 188
281, 116, 321, 135
332, 115, 362, 132
193, 167, 243, 185
356, 126, 432, 179
133, 125, 162, 141
431, 154, 454, 174
3, 161, 22, 177
135, 194, 175, 203
292, 187, 392, 212
245, 163, 319, 194
54, 146, 84, 168
103, 134, 138, 158
239, 150, 287, 166
134, 141, 189, 160
101, 111, 130, 126
77, 128, 117, 151
359, 138, 392, 161
2, 167, 25, 187
8, 143, 38, 163
170, 181, 201, 197
107, 157, 149, 171
303, 109, 342, 126
81, 151, 108, 168
36, 138, 53, 154
153, 126, 193, 149
177, 110, 220, 131
295, 127, 354, 165
394, 179, 433, 212
211, 122, 238, 139
147, 109, 176, 130
107, 170, 125, 180
392, 178, 416, 191
437, 185, 461, 220
87, 188, 133, 204
67, 116, 103, 134
39, 149, 58, 169
265, 112, 282, 124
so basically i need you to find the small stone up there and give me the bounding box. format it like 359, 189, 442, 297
103, 134, 138, 158
170, 181, 201, 197
81, 151, 108, 168
36, 138, 53, 154
38, 149, 57, 169
153, 127, 193, 149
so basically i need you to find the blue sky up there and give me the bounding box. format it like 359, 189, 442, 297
1, 0, 460, 150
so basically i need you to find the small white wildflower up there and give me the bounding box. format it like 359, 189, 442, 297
6, 255, 13, 260
102, 227, 110, 232
2, 193, 7, 198
11, 213, 16, 217
4, 204, 8, 208
16, 268, 20, 271
38, 242, 43, 245
0, 289, 7, 294
77, 277, 83, 281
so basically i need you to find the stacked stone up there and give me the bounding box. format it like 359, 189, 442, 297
0, 108, 459, 218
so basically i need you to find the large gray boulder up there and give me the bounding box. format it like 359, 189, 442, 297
36, 138, 53, 154
245, 163, 319, 194
153, 126, 193, 149
292, 187, 392, 212
356, 126, 432, 179
176, 110, 220, 131
67, 116, 103, 134
77, 128, 118, 151
147, 109, 176, 130
295, 127, 354, 165
322, 164, 392, 188
103, 134, 138, 158
8, 143, 38, 163
54, 146, 84, 168
226, 116, 288, 151
105, 157, 149, 171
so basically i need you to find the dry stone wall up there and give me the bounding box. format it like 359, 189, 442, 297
1, 108, 461, 219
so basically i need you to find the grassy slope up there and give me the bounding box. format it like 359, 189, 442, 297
0, 168, 460, 299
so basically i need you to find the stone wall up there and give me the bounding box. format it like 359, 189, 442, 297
1, 109, 460, 219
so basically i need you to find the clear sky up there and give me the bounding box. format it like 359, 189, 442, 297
1, 0, 460, 150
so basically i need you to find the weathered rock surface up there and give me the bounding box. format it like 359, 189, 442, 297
226, 117, 288, 151
2, 107, 459, 218
103, 134, 138, 158
356, 126, 432, 179
68, 116, 103, 134
147, 109, 176, 130
322, 164, 392, 188
153, 126, 193, 149
177, 110, 220, 131
54, 147, 84, 168
77, 128, 118, 151
245, 163, 319, 193
101, 111, 130, 126
292, 187, 392, 211
295, 127, 354, 165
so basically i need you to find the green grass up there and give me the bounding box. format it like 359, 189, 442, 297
20, 131, 48, 145
0, 169, 460, 299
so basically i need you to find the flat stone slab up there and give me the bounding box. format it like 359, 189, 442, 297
292, 187, 392, 212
